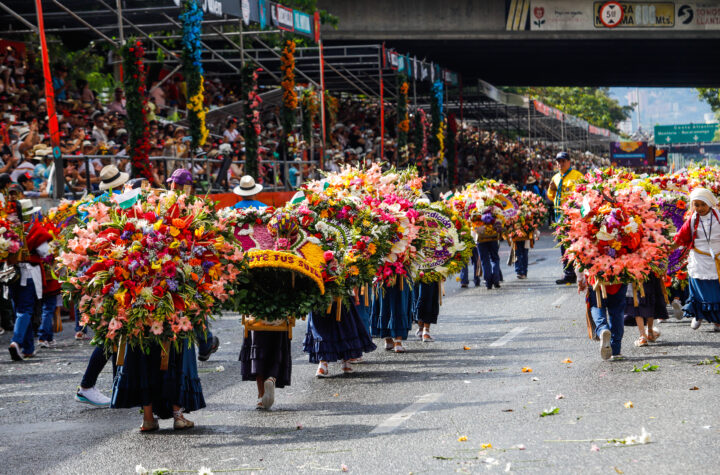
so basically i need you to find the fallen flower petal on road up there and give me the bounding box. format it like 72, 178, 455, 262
521, 367, 533, 373
624, 401, 634, 408
457, 436, 468, 442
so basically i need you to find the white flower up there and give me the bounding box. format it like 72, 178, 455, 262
198, 467, 214, 475
215, 365, 225, 372
623, 220, 638, 234
135, 465, 149, 475
620, 427, 651, 445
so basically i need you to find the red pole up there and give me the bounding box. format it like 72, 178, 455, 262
34, 0, 63, 198
379, 44, 385, 162
315, 12, 326, 171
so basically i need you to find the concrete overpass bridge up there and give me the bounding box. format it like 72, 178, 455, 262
318, 0, 720, 87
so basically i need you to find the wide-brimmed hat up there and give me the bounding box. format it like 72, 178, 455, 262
233, 175, 263, 197
98, 164, 129, 191
19, 199, 41, 216
167, 168, 193, 186
526, 175, 537, 185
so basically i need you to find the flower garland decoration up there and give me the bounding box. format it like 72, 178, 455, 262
413, 109, 429, 172
397, 76, 410, 165
301, 89, 318, 143
180, 0, 208, 150
57, 190, 245, 351
121, 39, 153, 181
447, 113, 458, 186
242, 65, 262, 180
429, 79, 444, 160
414, 201, 473, 283
324, 92, 339, 138
556, 186, 671, 286
280, 40, 297, 143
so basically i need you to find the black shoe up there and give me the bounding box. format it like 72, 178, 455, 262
198, 336, 220, 362
493, 283, 501, 289
460, 284, 468, 288
555, 277, 577, 285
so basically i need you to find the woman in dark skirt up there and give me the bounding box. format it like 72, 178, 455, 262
112, 340, 205, 432
414, 281, 440, 342
371, 280, 414, 353
624, 273, 668, 347
304, 300, 377, 377
240, 328, 292, 411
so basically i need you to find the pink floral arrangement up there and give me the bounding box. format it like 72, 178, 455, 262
556, 187, 671, 285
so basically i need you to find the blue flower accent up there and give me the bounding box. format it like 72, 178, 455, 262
180, 0, 204, 75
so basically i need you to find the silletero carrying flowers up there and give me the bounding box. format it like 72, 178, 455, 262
556, 183, 672, 295
58, 189, 245, 353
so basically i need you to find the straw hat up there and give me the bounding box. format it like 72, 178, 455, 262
98, 164, 129, 191
19, 199, 41, 216
233, 175, 263, 197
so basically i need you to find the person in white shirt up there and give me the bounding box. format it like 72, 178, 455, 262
674, 187, 720, 331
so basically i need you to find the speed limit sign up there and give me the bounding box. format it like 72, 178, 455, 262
599, 1, 624, 28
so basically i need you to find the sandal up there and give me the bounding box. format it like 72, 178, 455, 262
384, 340, 394, 351
262, 377, 276, 410
140, 418, 159, 432
315, 362, 330, 378
341, 360, 354, 373
647, 329, 661, 342
422, 333, 435, 343
256, 398, 265, 410
393, 342, 406, 353
634, 336, 648, 347
75, 332, 88, 341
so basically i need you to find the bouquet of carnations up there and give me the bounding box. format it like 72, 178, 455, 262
508, 191, 548, 242
414, 201, 474, 283
0, 217, 21, 261
58, 190, 245, 351
556, 186, 671, 286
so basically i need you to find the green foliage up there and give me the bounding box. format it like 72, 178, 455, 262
540, 407, 560, 417
697, 88, 720, 112
504, 87, 632, 134
632, 363, 659, 372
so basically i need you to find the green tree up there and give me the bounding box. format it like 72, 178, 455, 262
504, 87, 632, 133
697, 88, 720, 112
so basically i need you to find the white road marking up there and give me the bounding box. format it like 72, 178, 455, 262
489, 326, 527, 347
552, 294, 569, 307
370, 393, 442, 434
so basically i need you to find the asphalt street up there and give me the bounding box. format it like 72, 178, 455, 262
1, 232, 719, 474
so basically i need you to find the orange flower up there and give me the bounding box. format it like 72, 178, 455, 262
676, 200, 686, 210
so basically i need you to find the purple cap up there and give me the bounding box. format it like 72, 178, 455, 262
166, 168, 193, 186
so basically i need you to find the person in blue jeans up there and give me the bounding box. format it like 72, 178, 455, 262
581, 277, 628, 360
37, 294, 58, 348
8, 277, 37, 360
514, 240, 529, 279
478, 240, 503, 289
459, 245, 480, 287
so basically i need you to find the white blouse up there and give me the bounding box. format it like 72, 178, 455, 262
689, 212, 720, 280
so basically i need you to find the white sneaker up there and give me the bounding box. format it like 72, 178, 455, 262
262, 378, 275, 410
38, 340, 56, 349
691, 318, 702, 330
75, 386, 111, 407
600, 329, 611, 360
610, 354, 625, 361
671, 300, 683, 320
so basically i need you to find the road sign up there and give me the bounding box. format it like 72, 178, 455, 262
654, 123, 719, 144
599, 2, 624, 28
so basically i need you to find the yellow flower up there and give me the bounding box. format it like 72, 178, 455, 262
367, 243, 377, 255
348, 266, 359, 276
169, 226, 180, 237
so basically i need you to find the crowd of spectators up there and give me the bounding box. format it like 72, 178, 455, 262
0, 39, 615, 201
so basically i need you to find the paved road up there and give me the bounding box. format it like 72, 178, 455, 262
1, 233, 719, 474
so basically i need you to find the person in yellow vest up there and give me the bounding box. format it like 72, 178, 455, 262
547, 151, 584, 285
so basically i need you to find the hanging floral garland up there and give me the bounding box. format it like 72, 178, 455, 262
280, 40, 297, 141
429, 79, 444, 163
447, 113, 458, 186
397, 76, 410, 165
242, 64, 262, 180
180, 0, 208, 150
121, 39, 153, 181
413, 109, 429, 174
301, 89, 318, 143
324, 91, 339, 138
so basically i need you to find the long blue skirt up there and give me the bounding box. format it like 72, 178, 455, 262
111, 340, 205, 419
414, 281, 440, 325
683, 278, 720, 324
304, 302, 377, 363
371, 282, 414, 339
